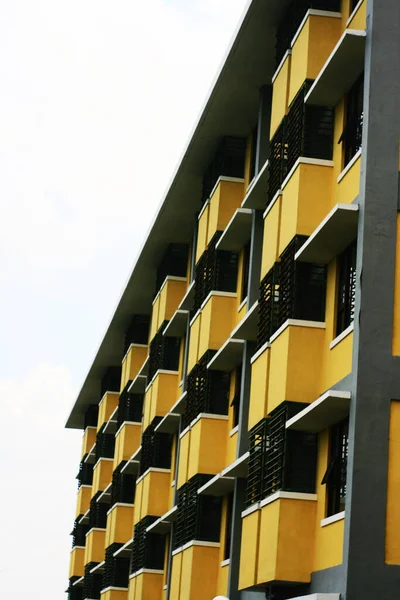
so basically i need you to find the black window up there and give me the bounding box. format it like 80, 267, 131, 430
140, 418, 173, 475
147, 321, 180, 381
224, 493, 234, 560
241, 241, 251, 303
350, 0, 359, 13
231, 365, 242, 428
249, 127, 258, 184
322, 418, 349, 517
336, 241, 357, 337
103, 544, 130, 590
131, 517, 166, 574
201, 137, 246, 206
339, 74, 364, 167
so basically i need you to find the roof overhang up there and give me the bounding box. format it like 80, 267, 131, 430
66, 0, 292, 429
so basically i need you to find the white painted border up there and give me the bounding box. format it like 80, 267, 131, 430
221, 558, 231, 567
330, 322, 354, 349
260, 491, 317, 508
230, 425, 239, 437
115, 420, 141, 438
291, 9, 342, 49
241, 502, 260, 518
263, 189, 282, 219
209, 175, 245, 202
198, 198, 210, 221
271, 49, 291, 84
321, 511, 345, 527
201, 290, 237, 310
136, 467, 171, 485
286, 389, 351, 430
281, 157, 334, 191
337, 148, 362, 183
250, 340, 270, 365
152, 275, 187, 305
238, 297, 248, 312
347, 0, 365, 26
270, 319, 326, 345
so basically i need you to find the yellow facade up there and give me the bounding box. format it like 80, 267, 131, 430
129, 572, 164, 600
113, 422, 142, 469
187, 416, 229, 481
92, 458, 114, 496
150, 277, 187, 342
261, 195, 282, 278
347, 0, 366, 30
98, 392, 120, 429
75, 485, 91, 518
85, 528, 106, 565
248, 345, 270, 430
105, 504, 135, 547
69, 546, 85, 578
101, 589, 128, 600
270, 54, 291, 139
386, 400, 400, 564
207, 179, 244, 246
173, 545, 220, 600
143, 371, 178, 430
81, 426, 97, 457
134, 470, 171, 524
120, 345, 148, 391
239, 509, 261, 589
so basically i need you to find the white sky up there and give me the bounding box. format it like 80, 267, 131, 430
0, 1, 249, 598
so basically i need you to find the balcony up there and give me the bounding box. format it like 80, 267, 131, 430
75, 485, 91, 519
85, 528, 106, 565
93, 459, 114, 497
113, 422, 142, 470
147, 322, 181, 383
120, 344, 148, 392
81, 426, 97, 457
196, 177, 245, 263
100, 543, 130, 599
105, 504, 135, 547
143, 371, 179, 431
170, 543, 220, 600
98, 392, 120, 429
69, 547, 85, 579
150, 276, 188, 342
134, 468, 171, 525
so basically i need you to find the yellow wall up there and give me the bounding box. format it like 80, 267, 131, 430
143, 372, 179, 430
393, 216, 400, 355
114, 423, 142, 470
75, 485, 91, 518
105, 504, 134, 547
132, 572, 163, 600
261, 196, 282, 278
81, 426, 97, 457
207, 179, 244, 246
386, 400, 400, 564
120, 345, 148, 391
139, 470, 171, 521
188, 417, 228, 480
170, 552, 183, 597
158, 278, 187, 329
92, 458, 113, 496
69, 546, 85, 578
177, 429, 190, 489
248, 346, 270, 430
198, 294, 237, 359
187, 311, 201, 374
101, 590, 128, 600
98, 392, 119, 429
270, 54, 291, 139
179, 545, 220, 600
150, 294, 161, 342
289, 14, 341, 105
239, 510, 261, 589
85, 528, 106, 565
196, 203, 210, 263
347, 0, 366, 30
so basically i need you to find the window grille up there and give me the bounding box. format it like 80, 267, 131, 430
100, 367, 121, 398
89, 492, 108, 529
241, 241, 251, 302
249, 126, 258, 184
174, 474, 222, 549
336, 241, 357, 336
147, 321, 181, 382
286, 81, 334, 174
117, 382, 143, 430
257, 264, 280, 349
71, 517, 89, 548
140, 417, 173, 475
77, 455, 94, 489
95, 424, 115, 462
231, 365, 242, 428
103, 544, 130, 590
201, 136, 246, 206
84, 405, 99, 429
275, 0, 341, 67
183, 351, 230, 430
83, 562, 102, 600
193, 231, 238, 313
322, 418, 349, 517
155, 244, 189, 294
124, 314, 150, 353
267, 119, 287, 206
131, 516, 166, 574
339, 74, 364, 167
224, 492, 234, 560
111, 462, 136, 507
67, 577, 83, 600
245, 403, 317, 506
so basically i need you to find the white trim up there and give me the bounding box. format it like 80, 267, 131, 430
85, 527, 107, 536
238, 297, 247, 312
329, 322, 354, 349
152, 275, 188, 305
163, 585, 168, 590
285, 390, 351, 431
71, 545, 85, 552
78, 484, 92, 489
191, 412, 229, 427
260, 491, 317, 508
179, 379, 183, 387
321, 511, 345, 527
171, 479, 176, 487
220, 558, 231, 567
136, 467, 171, 485
106, 502, 134, 515
198, 199, 210, 220
230, 299, 258, 339
281, 157, 334, 191
101, 587, 129, 592
172, 546, 184, 557
263, 189, 282, 219
131, 568, 164, 577
270, 319, 326, 344
115, 420, 141, 438
145, 368, 179, 392
83, 425, 97, 432
121, 342, 148, 363
189, 309, 201, 327
337, 148, 362, 183
241, 502, 260, 518
347, 0, 364, 26
209, 175, 245, 201
230, 425, 239, 437
179, 425, 191, 439
183, 540, 221, 550
98, 390, 119, 407
291, 9, 342, 48
201, 290, 237, 310
271, 49, 291, 84
250, 340, 270, 364
93, 456, 113, 471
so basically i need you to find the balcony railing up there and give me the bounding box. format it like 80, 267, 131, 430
147, 321, 180, 382
77, 456, 94, 489
201, 136, 246, 205
71, 517, 89, 548
140, 417, 173, 476
84, 404, 98, 429
174, 474, 222, 549
123, 314, 150, 354
103, 543, 130, 590
246, 402, 317, 507
117, 382, 143, 430
131, 516, 166, 574
83, 563, 102, 600
67, 577, 83, 600
89, 493, 108, 529
111, 462, 136, 507
95, 425, 115, 462
155, 243, 189, 294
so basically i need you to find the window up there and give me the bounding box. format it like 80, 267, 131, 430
231, 365, 242, 428
339, 74, 364, 167
336, 241, 357, 337
224, 493, 234, 560
322, 418, 349, 517
350, 0, 359, 14
241, 241, 251, 303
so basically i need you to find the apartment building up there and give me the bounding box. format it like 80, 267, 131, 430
65, 1, 400, 599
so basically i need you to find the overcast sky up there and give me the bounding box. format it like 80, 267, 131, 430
0, 1, 249, 598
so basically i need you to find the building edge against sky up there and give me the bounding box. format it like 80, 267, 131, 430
65, 1, 400, 600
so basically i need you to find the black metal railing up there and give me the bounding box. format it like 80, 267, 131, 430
193, 231, 238, 313
103, 544, 130, 590
140, 418, 173, 476
275, 0, 341, 67
336, 240, 357, 336
257, 236, 326, 349
111, 462, 136, 507
245, 403, 317, 507
124, 314, 150, 353
83, 563, 102, 600
183, 351, 230, 430
267, 119, 288, 205
174, 474, 222, 549
67, 577, 83, 600
95, 424, 115, 462
71, 517, 89, 548
89, 493, 108, 529
339, 73, 364, 167
323, 418, 349, 517
131, 516, 166, 574
147, 321, 181, 381
155, 243, 189, 294
100, 367, 121, 398
117, 382, 143, 430
201, 136, 246, 206
84, 404, 99, 429
77, 456, 94, 489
